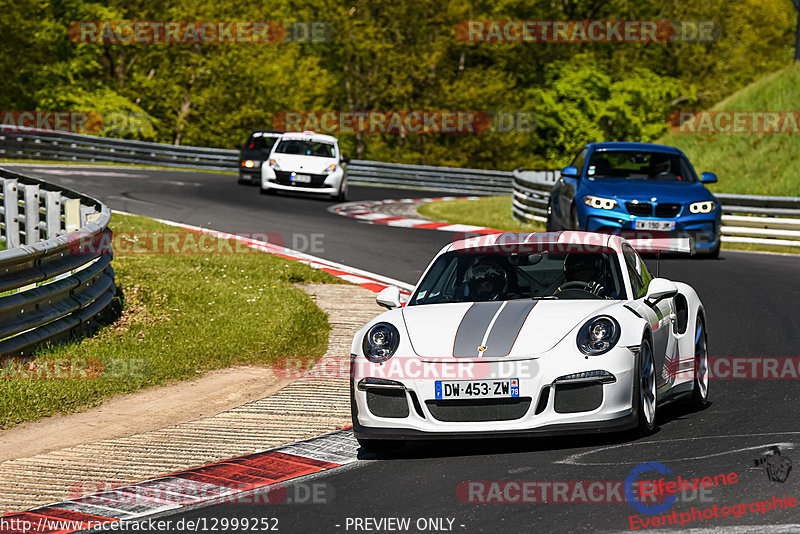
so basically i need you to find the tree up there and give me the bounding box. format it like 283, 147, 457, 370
793, 0, 800, 61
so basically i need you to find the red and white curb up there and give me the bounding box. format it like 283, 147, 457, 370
1, 429, 359, 533
331, 197, 503, 235
0, 213, 406, 533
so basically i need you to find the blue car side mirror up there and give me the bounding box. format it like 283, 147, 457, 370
700, 172, 718, 184
561, 166, 579, 179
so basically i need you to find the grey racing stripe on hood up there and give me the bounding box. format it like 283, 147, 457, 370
482, 300, 538, 357
452, 301, 503, 357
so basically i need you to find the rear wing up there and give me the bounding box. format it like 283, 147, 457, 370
626, 236, 695, 255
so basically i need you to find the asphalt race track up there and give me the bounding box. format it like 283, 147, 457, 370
8, 164, 800, 533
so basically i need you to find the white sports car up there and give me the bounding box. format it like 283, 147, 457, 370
350, 231, 709, 450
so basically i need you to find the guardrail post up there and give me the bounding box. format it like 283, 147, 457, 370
3, 179, 20, 248
45, 191, 62, 238
23, 184, 40, 244
64, 198, 81, 232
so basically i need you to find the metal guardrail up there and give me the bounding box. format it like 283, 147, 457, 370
3, 128, 800, 246
346, 160, 512, 194
0, 167, 116, 357
511, 170, 800, 247
0, 127, 239, 172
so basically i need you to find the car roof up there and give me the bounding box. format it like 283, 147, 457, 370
278, 131, 338, 143
586, 141, 683, 155
447, 231, 623, 254
248, 130, 283, 136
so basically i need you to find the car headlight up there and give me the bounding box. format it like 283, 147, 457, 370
268, 158, 281, 171
322, 164, 337, 175
583, 195, 617, 210
577, 316, 620, 356
242, 160, 260, 168
362, 322, 400, 363
689, 201, 716, 214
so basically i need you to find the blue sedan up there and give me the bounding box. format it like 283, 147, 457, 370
546, 142, 721, 257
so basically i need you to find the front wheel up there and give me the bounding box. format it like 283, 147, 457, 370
260, 185, 277, 195
332, 183, 347, 202
545, 203, 559, 231
689, 317, 710, 410
632, 337, 657, 436
357, 438, 404, 453
569, 205, 580, 230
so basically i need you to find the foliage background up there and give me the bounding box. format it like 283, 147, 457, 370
1, 0, 795, 169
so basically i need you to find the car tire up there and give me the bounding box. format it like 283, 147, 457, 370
632, 337, 657, 437
569, 205, 580, 230
260, 186, 276, 195
703, 241, 720, 259
332, 184, 347, 202
357, 438, 404, 453
688, 316, 710, 411
545, 203, 559, 231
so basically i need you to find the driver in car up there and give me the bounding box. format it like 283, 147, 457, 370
558, 253, 611, 298
465, 260, 508, 301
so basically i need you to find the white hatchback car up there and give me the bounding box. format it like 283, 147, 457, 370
260, 131, 348, 200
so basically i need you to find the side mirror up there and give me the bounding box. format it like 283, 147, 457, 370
376, 286, 402, 309
700, 172, 718, 184
645, 278, 679, 304
561, 166, 578, 179
342, 155, 351, 164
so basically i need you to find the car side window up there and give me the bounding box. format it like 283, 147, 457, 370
570, 148, 588, 175
623, 245, 646, 299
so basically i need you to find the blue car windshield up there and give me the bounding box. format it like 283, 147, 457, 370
586, 150, 696, 182
409, 251, 627, 304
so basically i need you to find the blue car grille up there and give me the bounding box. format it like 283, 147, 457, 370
625, 202, 682, 218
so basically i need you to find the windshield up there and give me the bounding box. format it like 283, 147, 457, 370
409, 250, 627, 305
275, 139, 336, 158
586, 150, 696, 182
243, 133, 280, 152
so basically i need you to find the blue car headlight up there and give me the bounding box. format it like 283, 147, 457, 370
584, 195, 617, 210
362, 322, 400, 363
689, 201, 716, 214
577, 316, 620, 355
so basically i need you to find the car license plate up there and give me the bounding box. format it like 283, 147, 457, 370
435, 379, 519, 400
292, 174, 312, 183
634, 220, 675, 231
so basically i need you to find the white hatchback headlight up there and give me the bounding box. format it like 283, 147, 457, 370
322, 164, 337, 175
689, 201, 716, 214
584, 195, 617, 210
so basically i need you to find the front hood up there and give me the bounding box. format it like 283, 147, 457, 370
583, 178, 715, 203
402, 300, 621, 361
271, 154, 336, 174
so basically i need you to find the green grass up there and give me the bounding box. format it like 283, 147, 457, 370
0, 213, 340, 429
659, 62, 800, 196
417, 196, 544, 232
0, 158, 236, 175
